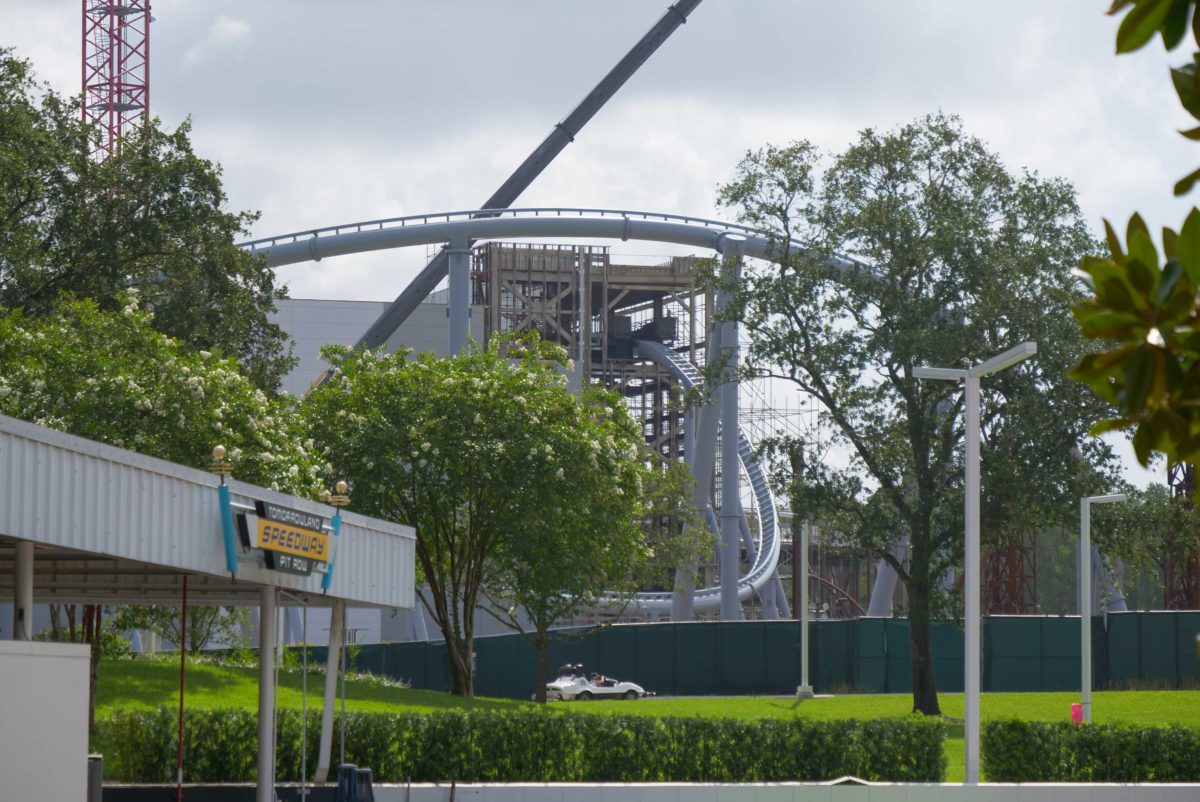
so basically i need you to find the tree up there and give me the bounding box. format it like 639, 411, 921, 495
0, 48, 293, 391
0, 293, 326, 726
716, 115, 1118, 715
485, 457, 704, 703
111, 605, 250, 654
302, 336, 656, 697
0, 294, 325, 495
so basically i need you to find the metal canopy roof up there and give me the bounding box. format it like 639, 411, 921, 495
0, 414, 414, 609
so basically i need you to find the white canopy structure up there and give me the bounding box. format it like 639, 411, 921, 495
0, 413, 415, 801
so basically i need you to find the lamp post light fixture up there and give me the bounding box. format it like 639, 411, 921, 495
1080, 493, 1127, 724
913, 341, 1037, 785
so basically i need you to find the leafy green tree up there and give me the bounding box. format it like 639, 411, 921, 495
485, 457, 705, 703
111, 605, 250, 654
0, 48, 293, 391
716, 115, 1118, 715
302, 336, 658, 697
1093, 484, 1200, 594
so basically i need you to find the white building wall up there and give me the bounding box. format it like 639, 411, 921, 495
272, 295, 485, 399
0, 641, 90, 801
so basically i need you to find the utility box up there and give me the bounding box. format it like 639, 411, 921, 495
0, 640, 90, 801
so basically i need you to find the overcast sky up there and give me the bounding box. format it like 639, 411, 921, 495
6, 1, 1189, 485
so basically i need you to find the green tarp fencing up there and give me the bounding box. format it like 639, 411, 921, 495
312, 611, 1200, 699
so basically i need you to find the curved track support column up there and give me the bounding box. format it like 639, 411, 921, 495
448, 237, 471, 355
717, 234, 746, 621
867, 553, 901, 617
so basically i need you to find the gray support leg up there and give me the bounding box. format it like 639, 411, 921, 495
1085, 545, 1128, 614
257, 586, 277, 802
13, 541, 33, 640
717, 234, 746, 621
448, 237, 471, 355
772, 571, 791, 619
736, 502, 778, 619
866, 550, 902, 617
671, 409, 698, 621
315, 597, 344, 783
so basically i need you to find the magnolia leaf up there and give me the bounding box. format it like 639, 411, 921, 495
1088, 417, 1134, 436
1161, 0, 1191, 48
1175, 165, 1200, 196
1179, 208, 1200, 285
1171, 60, 1200, 118
1156, 258, 1184, 309
1116, 0, 1174, 52
1122, 346, 1160, 414
1164, 225, 1180, 259
1104, 218, 1127, 263
1077, 310, 1145, 339
1132, 418, 1160, 465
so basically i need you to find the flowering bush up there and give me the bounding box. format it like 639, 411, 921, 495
0, 294, 326, 496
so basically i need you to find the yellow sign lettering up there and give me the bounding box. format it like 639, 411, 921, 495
254, 518, 329, 563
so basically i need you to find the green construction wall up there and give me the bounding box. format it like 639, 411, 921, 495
313, 612, 1200, 700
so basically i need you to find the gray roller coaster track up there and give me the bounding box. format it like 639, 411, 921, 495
619, 340, 780, 613
242, 206, 869, 276
237, 206, 822, 614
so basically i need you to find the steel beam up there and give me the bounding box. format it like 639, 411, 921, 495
717, 235, 746, 620
353, 0, 704, 350
447, 236, 471, 355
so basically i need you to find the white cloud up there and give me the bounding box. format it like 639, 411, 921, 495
183, 15, 250, 65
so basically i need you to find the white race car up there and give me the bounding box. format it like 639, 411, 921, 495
542, 663, 654, 701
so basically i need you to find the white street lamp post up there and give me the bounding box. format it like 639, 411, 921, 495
797, 520, 814, 698
1080, 493, 1126, 724
914, 341, 1037, 786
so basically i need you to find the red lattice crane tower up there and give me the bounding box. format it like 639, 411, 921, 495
82, 1, 151, 160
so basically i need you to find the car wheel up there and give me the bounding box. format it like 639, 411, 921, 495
623, 690, 639, 700
577, 691, 593, 701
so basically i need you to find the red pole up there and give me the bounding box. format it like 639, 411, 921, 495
176, 575, 188, 802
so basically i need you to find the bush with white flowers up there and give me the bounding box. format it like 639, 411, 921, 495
0, 295, 328, 497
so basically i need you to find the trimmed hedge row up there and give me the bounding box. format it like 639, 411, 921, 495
97, 708, 945, 783
983, 720, 1200, 782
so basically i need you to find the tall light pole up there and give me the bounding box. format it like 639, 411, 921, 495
796, 520, 814, 698
914, 341, 1037, 785
1080, 493, 1126, 724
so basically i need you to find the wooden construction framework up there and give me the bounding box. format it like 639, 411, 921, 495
473, 242, 708, 464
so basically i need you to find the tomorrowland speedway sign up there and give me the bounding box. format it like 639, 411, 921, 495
236, 501, 330, 576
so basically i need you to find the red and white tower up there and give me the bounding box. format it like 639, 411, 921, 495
82, 1, 151, 160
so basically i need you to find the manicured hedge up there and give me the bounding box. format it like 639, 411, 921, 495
97, 708, 945, 783
983, 720, 1200, 782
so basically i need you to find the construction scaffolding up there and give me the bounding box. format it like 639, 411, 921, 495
473, 242, 708, 465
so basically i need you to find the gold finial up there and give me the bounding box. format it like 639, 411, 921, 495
331, 480, 350, 509
210, 445, 233, 477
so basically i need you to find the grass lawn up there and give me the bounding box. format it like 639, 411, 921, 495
97, 658, 1200, 783
95, 657, 527, 716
